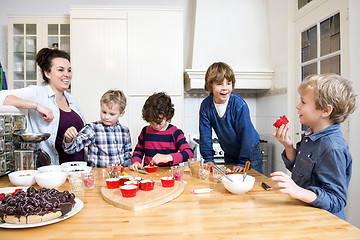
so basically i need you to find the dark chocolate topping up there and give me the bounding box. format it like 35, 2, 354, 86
0, 186, 76, 222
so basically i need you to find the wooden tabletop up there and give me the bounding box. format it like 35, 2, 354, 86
1, 167, 359, 239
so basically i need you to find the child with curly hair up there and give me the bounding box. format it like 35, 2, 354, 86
130, 92, 194, 171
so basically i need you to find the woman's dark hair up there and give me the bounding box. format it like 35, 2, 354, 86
142, 92, 175, 124
35, 48, 70, 84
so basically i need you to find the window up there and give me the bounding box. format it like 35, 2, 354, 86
298, 0, 313, 10
299, 12, 341, 131
301, 13, 341, 79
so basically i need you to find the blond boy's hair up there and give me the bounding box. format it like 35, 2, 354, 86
100, 89, 127, 112
298, 74, 357, 124
204, 62, 235, 94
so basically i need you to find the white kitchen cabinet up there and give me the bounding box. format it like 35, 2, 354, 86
7, 15, 70, 89
70, 6, 183, 148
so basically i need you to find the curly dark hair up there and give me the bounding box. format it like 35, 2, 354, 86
142, 92, 175, 124
35, 48, 70, 84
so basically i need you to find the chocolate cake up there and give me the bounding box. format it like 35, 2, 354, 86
0, 186, 76, 224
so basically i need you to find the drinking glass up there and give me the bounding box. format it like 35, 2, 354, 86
171, 165, 184, 181
68, 172, 84, 193
82, 170, 95, 189
199, 164, 211, 181
188, 158, 201, 176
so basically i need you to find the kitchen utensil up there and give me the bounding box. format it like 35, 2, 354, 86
37, 165, 64, 173
243, 161, 250, 182
13, 132, 50, 143
35, 171, 67, 189
101, 181, 185, 211
8, 170, 37, 187
213, 165, 227, 183
212, 164, 233, 182
222, 174, 255, 195
61, 161, 87, 168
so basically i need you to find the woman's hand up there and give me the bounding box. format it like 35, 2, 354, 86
273, 124, 293, 148
130, 162, 143, 171
64, 126, 78, 143
151, 154, 173, 165
37, 104, 54, 123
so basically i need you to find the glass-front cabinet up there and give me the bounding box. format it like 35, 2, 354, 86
7, 15, 70, 89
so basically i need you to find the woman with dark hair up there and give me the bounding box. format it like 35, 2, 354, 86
0, 48, 85, 165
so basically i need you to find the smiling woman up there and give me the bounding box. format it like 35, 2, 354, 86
0, 48, 86, 166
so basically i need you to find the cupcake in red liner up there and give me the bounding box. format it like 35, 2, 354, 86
161, 177, 175, 188
140, 180, 155, 191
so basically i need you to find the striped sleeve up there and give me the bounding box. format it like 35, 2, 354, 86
170, 128, 194, 164
131, 127, 146, 164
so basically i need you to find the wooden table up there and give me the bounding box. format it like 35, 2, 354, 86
1, 167, 359, 239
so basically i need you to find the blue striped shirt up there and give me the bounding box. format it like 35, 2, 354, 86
64, 120, 132, 167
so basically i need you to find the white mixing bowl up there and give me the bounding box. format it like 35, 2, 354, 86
35, 171, 67, 189
37, 165, 64, 173
8, 170, 38, 187
221, 174, 255, 195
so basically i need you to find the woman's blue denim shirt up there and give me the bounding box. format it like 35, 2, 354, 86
0, 85, 85, 165
282, 124, 352, 220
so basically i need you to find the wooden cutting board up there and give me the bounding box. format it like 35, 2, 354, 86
101, 181, 185, 211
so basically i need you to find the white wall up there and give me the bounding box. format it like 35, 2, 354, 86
256, 0, 288, 173
347, 0, 360, 229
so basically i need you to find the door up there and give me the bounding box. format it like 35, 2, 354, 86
291, 0, 349, 143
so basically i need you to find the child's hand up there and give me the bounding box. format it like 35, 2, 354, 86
151, 154, 173, 165
232, 165, 244, 173
269, 171, 303, 199
273, 124, 293, 148
204, 161, 214, 166
130, 162, 143, 171
64, 126, 78, 143
269, 171, 318, 203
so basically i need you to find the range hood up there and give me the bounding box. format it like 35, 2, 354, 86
185, 0, 273, 91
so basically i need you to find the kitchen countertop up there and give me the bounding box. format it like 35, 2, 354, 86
1, 167, 359, 239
